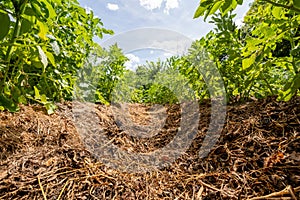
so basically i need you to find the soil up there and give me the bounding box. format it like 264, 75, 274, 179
0, 96, 299, 199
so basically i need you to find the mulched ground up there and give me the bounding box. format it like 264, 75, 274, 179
0, 96, 299, 199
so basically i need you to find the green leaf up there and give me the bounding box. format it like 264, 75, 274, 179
3, 82, 11, 96
34, 86, 41, 100
207, 1, 224, 16
242, 54, 256, 70
0, 12, 10, 40
40, 0, 56, 19
287, 73, 300, 91
237, 0, 243, 4
198, 0, 216, 9
45, 103, 57, 115
194, 0, 215, 18
232, 88, 240, 96
95, 91, 109, 105
231, 0, 238, 10
278, 73, 300, 101
30, 1, 43, 18
279, 90, 294, 101
194, 5, 208, 18
75, 6, 87, 18
272, 7, 282, 19
221, 0, 232, 14
37, 21, 48, 40
12, 86, 21, 101
20, 18, 33, 35
0, 94, 19, 112
41, 94, 47, 103
46, 51, 56, 66
18, 95, 27, 104
24, 7, 36, 16
291, 45, 300, 56
32, 61, 44, 68
294, 0, 300, 9
51, 0, 62, 6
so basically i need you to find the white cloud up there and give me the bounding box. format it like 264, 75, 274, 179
125, 54, 141, 70
150, 38, 192, 55
163, 52, 173, 57
164, 0, 179, 14
139, 0, 163, 10
139, 0, 180, 14
107, 3, 119, 11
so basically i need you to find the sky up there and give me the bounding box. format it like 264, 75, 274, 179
78, 0, 253, 70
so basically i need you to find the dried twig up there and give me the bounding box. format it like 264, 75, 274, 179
249, 185, 298, 200
38, 176, 47, 200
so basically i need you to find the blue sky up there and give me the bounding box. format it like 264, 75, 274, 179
78, 0, 253, 70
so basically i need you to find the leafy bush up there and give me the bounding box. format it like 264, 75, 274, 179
0, 0, 113, 113
74, 44, 128, 104
191, 0, 299, 102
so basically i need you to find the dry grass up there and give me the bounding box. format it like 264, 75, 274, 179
0, 96, 299, 199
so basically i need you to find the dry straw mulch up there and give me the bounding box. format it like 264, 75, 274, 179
0, 96, 299, 199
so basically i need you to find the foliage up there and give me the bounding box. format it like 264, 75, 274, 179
75, 44, 128, 104
113, 0, 299, 104
1, 0, 299, 113
193, 0, 299, 101
194, 0, 300, 19
113, 57, 196, 104
242, 1, 300, 101
0, 0, 113, 113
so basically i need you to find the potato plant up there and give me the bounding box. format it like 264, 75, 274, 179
0, 0, 113, 113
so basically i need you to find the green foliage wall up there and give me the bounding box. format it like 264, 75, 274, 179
115, 0, 300, 105
75, 44, 128, 105
192, 0, 300, 101
0, 0, 113, 113
1, 0, 299, 113
112, 57, 197, 104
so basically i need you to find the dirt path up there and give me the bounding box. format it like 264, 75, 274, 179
0, 97, 299, 199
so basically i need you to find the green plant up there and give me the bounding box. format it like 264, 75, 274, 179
112, 57, 196, 104
193, 0, 299, 101
0, 0, 112, 113
75, 44, 128, 104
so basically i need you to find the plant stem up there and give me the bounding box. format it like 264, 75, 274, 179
2, 1, 27, 88
262, 75, 274, 95
263, 0, 300, 13
5, 1, 27, 63
288, 17, 298, 74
